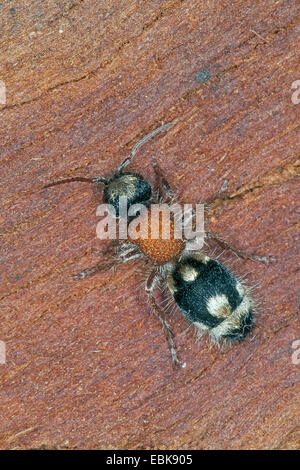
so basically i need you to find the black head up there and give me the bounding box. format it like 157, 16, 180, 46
103, 171, 152, 217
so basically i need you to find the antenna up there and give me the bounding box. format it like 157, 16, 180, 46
42, 121, 173, 189
118, 122, 172, 173
42, 176, 107, 190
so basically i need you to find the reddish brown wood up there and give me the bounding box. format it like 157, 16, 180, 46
0, 0, 299, 449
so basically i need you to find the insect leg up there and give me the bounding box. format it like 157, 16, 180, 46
205, 231, 273, 263
145, 270, 183, 369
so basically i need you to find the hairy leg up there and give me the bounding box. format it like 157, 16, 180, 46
73, 258, 117, 280
182, 204, 273, 263
145, 270, 183, 368
151, 155, 174, 203
73, 241, 143, 280
205, 231, 274, 263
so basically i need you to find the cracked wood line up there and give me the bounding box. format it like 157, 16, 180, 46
0, 0, 299, 451
0, 1, 298, 111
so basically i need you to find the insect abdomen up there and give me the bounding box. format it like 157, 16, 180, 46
168, 255, 254, 341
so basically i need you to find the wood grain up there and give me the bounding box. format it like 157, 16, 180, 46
0, 0, 299, 449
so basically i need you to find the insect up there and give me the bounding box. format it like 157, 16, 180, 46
43, 123, 269, 368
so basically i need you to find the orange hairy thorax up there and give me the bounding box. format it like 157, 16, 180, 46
128, 207, 184, 265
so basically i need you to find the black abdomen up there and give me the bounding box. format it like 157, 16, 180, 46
168, 255, 253, 341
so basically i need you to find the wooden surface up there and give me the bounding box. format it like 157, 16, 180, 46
0, 0, 299, 450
